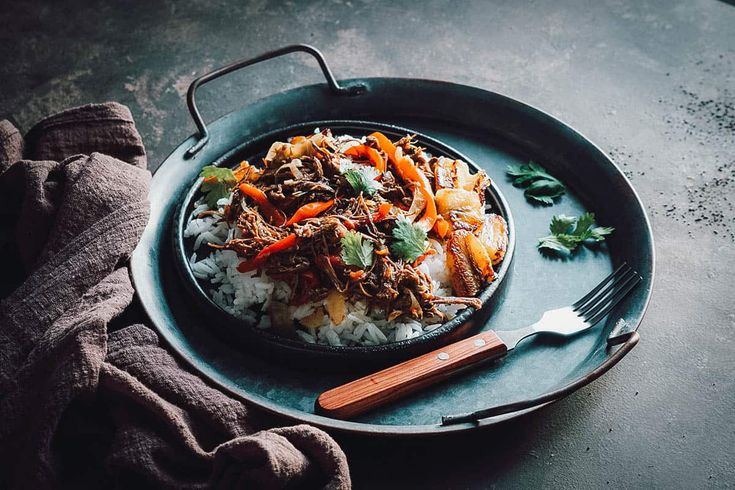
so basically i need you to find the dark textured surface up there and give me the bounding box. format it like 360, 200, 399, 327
2, 0, 733, 488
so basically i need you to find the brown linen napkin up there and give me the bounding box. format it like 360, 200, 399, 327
0, 103, 350, 490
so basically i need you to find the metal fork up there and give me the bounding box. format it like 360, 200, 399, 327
496, 262, 642, 350
316, 263, 643, 420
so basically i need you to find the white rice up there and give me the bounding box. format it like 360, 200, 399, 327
186, 179, 465, 348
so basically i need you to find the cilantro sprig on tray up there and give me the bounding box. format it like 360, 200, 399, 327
506, 161, 566, 205
538, 212, 614, 255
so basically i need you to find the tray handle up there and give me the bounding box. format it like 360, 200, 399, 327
185, 44, 366, 157
440, 330, 640, 426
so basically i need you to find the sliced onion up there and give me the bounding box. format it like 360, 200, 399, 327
404, 185, 427, 222
325, 289, 346, 325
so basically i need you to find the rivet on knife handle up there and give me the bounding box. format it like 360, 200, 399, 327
315, 330, 508, 420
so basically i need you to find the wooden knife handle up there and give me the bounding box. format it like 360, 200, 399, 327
316, 330, 508, 420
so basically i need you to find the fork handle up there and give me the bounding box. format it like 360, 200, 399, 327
316, 330, 508, 420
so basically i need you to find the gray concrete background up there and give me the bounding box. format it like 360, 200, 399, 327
1, 0, 733, 488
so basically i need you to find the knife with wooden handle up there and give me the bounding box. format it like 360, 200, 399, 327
315, 330, 509, 420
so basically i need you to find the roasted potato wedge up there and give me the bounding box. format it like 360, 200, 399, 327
436, 188, 484, 234
436, 188, 482, 216
446, 230, 483, 297
479, 214, 509, 265
465, 233, 496, 281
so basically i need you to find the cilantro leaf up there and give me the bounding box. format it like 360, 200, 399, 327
538, 212, 614, 255
549, 214, 577, 235
537, 235, 573, 254
390, 217, 429, 262
200, 165, 237, 208
340, 161, 383, 196
340, 231, 374, 269
573, 212, 596, 237
201, 165, 237, 182
506, 161, 566, 205
589, 226, 615, 241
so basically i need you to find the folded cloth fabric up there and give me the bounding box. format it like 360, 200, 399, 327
0, 103, 350, 490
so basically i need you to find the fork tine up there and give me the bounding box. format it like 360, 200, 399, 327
584, 272, 642, 326
572, 264, 633, 315
572, 263, 630, 310
576, 268, 637, 317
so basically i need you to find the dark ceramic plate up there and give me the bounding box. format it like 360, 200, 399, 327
130, 46, 654, 435
171, 121, 515, 368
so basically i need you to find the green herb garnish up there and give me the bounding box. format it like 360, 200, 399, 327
340, 231, 374, 269
390, 217, 429, 262
340, 161, 383, 196
200, 165, 237, 208
538, 212, 614, 254
506, 161, 566, 205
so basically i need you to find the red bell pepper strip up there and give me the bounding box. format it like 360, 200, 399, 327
239, 183, 286, 226
344, 144, 386, 173
237, 233, 297, 272
285, 199, 335, 226
292, 269, 320, 304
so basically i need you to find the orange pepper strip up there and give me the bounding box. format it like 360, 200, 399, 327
372, 202, 393, 222
412, 248, 437, 267
416, 191, 438, 231
237, 233, 297, 272
341, 218, 358, 230
239, 183, 286, 226
370, 132, 437, 231
348, 270, 366, 281
433, 216, 450, 238
400, 160, 437, 231
285, 199, 335, 226
290, 135, 307, 143
369, 132, 398, 165
344, 144, 386, 173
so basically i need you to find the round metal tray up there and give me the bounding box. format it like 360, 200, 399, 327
130, 46, 654, 436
